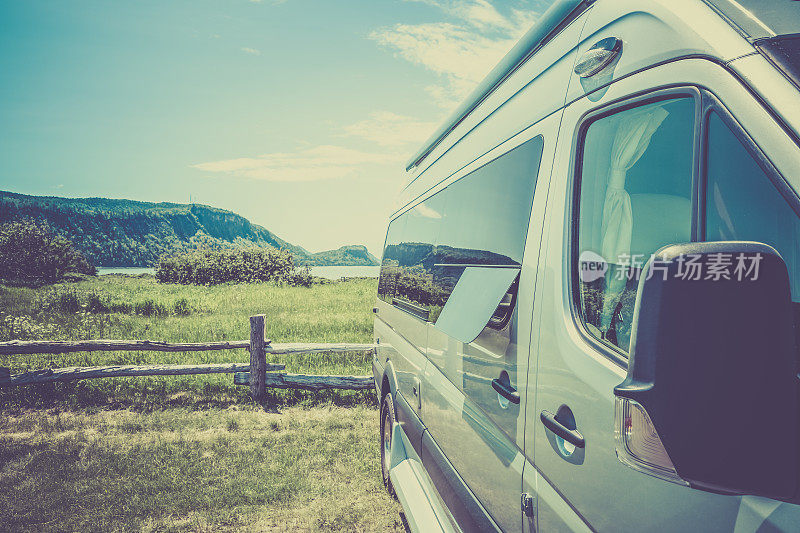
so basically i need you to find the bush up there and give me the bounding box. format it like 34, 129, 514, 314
172, 298, 190, 316
86, 293, 108, 313
35, 288, 191, 318
55, 291, 81, 313
155, 248, 295, 285
110, 302, 133, 314
0, 220, 96, 285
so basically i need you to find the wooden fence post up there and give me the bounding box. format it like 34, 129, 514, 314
249, 315, 267, 402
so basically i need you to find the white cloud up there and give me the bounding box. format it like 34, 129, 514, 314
409, 0, 518, 33
191, 145, 402, 182
370, 1, 539, 109
241, 47, 261, 55
342, 111, 439, 148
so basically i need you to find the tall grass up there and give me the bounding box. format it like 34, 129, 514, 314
0, 275, 379, 408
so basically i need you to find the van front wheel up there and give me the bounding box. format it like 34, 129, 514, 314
380, 392, 396, 497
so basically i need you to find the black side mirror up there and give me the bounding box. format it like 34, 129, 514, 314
614, 242, 799, 501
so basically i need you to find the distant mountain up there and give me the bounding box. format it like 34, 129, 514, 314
0, 191, 379, 267
307, 245, 378, 266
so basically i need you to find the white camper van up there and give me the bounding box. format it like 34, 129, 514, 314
372, 0, 800, 531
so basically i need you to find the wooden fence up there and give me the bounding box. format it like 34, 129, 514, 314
0, 314, 376, 400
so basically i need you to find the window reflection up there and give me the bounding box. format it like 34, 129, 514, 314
394, 195, 446, 319
377, 135, 544, 328
377, 215, 405, 304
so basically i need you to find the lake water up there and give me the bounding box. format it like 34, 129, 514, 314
97, 265, 380, 280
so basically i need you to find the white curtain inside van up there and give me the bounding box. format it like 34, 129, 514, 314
600, 106, 669, 262
599, 105, 669, 333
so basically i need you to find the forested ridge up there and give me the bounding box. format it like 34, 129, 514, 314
0, 191, 378, 267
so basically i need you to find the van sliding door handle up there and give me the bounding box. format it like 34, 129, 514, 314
491, 378, 520, 404
540, 410, 585, 448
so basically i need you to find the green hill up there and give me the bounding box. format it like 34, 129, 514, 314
0, 191, 379, 267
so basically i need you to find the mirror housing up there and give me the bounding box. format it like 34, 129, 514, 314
614, 242, 799, 500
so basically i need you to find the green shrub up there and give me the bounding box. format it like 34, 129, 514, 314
155, 248, 294, 285
37, 289, 190, 317
55, 291, 81, 313
0, 220, 96, 285
86, 293, 108, 313
172, 298, 190, 316
110, 302, 133, 314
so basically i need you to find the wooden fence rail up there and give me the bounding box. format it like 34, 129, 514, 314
0, 314, 377, 400
0, 362, 285, 387
0, 339, 376, 356
233, 372, 373, 391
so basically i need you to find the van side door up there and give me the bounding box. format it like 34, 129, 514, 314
525, 61, 757, 532
420, 110, 559, 532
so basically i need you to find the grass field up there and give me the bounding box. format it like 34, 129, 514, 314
0, 275, 379, 408
0, 405, 404, 532
0, 275, 403, 531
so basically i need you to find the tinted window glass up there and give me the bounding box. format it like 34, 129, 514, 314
377, 215, 405, 303
393, 195, 446, 319
432, 136, 544, 321
577, 98, 695, 353
436, 143, 539, 266
705, 111, 800, 323
377, 135, 544, 324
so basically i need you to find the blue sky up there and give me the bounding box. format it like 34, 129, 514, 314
0, 0, 547, 257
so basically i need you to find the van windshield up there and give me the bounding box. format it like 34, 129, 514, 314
709, 0, 800, 38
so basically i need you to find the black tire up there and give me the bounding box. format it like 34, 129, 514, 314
380, 392, 397, 497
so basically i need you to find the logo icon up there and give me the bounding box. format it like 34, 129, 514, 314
579, 250, 608, 283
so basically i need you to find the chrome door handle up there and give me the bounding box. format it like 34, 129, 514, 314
491, 378, 520, 404
540, 410, 585, 448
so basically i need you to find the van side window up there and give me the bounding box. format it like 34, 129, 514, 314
377, 135, 544, 333
394, 195, 447, 320
704, 111, 800, 349
432, 136, 543, 325
377, 215, 405, 304
576, 98, 695, 353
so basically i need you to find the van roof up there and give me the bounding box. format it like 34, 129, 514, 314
405, 0, 800, 173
